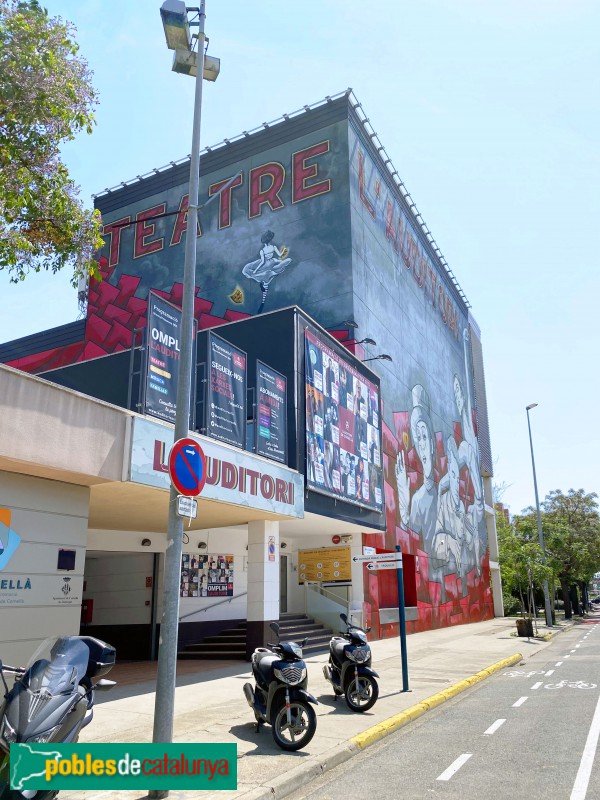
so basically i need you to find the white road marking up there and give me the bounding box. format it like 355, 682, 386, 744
546, 670, 555, 676
532, 682, 543, 690
484, 719, 507, 735
513, 697, 528, 707
565, 655, 571, 658
437, 753, 473, 781
571, 650, 577, 653
570, 689, 600, 799
576, 644, 581, 648
556, 662, 563, 667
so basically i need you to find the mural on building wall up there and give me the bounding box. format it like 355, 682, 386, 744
347, 121, 492, 632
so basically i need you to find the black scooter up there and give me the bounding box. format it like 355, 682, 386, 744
243, 622, 318, 751
0, 635, 116, 800
323, 613, 379, 712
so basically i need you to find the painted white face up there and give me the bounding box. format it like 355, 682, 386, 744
448, 454, 460, 504
415, 421, 433, 478
454, 377, 464, 415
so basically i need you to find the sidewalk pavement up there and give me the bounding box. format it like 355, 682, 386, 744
71, 615, 576, 800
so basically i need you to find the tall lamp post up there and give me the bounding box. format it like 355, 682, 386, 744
526, 403, 553, 627
149, 4, 217, 795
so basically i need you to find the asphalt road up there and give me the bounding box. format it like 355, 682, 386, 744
287, 620, 600, 800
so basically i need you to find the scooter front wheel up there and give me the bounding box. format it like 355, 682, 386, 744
345, 675, 379, 712
271, 700, 316, 751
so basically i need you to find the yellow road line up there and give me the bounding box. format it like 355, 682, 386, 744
351, 652, 523, 750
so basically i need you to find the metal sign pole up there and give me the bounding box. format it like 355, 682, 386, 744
395, 545, 410, 692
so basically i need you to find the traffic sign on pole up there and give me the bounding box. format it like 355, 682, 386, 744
366, 561, 399, 571
168, 438, 206, 497
353, 552, 402, 563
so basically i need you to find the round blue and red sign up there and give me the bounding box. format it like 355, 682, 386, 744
168, 438, 206, 497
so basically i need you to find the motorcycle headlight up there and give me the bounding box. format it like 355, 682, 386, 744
27, 724, 61, 744
0, 717, 17, 746
273, 665, 306, 685
346, 647, 370, 664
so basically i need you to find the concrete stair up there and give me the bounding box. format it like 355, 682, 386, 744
177, 613, 333, 660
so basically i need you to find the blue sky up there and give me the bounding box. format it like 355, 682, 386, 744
1, 0, 598, 515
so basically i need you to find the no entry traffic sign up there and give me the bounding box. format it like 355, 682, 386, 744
168, 438, 206, 497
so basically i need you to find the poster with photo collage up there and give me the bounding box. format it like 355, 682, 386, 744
304, 330, 383, 511
180, 553, 234, 598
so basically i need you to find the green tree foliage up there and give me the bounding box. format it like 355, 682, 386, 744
498, 489, 600, 619
496, 504, 551, 615
542, 489, 600, 616
0, 0, 103, 283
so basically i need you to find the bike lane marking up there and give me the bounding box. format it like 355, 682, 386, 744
570, 689, 600, 800
436, 753, 473, 781
513, 697, 528, 707
483, 719, 506, 735
532, 682, 543, 690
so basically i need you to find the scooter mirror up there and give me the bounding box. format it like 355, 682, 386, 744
270, 622, 280, 638
340, 613, 348, 624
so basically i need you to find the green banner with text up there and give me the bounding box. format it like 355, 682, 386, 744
9, 743, 237, 791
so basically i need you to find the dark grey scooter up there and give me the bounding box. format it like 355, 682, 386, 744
323, 613, 379, 711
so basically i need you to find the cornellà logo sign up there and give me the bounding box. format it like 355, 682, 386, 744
10, 743, 237, 791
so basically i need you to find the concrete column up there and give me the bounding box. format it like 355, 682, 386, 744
246, 520, 280, 658
484, 477, 504, 618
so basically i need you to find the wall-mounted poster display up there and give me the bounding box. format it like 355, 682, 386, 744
297, 546, 351, 584
180, 553, 234, 598
256, 361, 287, 464
144, 292, 196, 425
207, 332, 247, 448
305, 330, 383, 511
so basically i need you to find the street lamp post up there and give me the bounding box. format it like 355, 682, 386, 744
526, 403, 553, 628
149, 4, 212, 796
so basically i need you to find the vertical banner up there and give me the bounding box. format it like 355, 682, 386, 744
144, 292, 184, 425
256, 361, 287, 464
207, 332, 247, 448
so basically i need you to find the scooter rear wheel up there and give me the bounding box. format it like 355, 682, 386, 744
271, 700, 316, 751
345, 675, 378, 712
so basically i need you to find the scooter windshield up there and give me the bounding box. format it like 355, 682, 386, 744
24, 637, 89, 694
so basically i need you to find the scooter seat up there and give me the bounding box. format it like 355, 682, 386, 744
252, 650, 278, 685
330, 637, 347, 658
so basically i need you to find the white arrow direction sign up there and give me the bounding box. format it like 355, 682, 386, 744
353, 553, 402, 563
366, 561, 401, 571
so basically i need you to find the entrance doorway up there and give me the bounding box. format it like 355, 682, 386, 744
280, 555, 288, 613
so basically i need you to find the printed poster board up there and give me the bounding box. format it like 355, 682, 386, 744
180, 553, 234, 598
207, 332, 247, 448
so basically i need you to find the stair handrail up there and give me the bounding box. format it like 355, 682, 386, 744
178, 591, 248, 621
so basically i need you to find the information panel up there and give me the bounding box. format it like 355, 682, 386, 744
256, 361, 287, 464
305, 330, 383, 511
298, 546, 351, 584
207, 332, 247, 448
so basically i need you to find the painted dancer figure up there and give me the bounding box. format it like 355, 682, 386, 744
242, 230, 292, 313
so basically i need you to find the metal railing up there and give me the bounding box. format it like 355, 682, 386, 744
178, 592, 247, 622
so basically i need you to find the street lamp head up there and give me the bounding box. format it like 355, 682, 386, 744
160, 0, 192, 51
363, 353, 393, 363
356, 337, 377, 346
526, 403, 538, 411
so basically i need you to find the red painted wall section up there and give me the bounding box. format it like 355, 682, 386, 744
6, 258, 253, 374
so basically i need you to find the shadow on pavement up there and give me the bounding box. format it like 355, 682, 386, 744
228, 722, 310, 757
